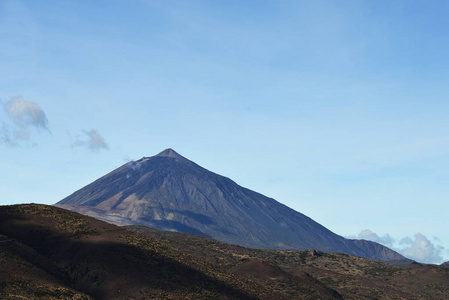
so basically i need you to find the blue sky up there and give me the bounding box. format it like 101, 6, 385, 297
1, 0, 449, 264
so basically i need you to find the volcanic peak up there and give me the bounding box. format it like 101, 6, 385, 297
56, 148, 410, 264
155, 148, 189, 162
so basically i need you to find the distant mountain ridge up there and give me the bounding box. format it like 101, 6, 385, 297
56, 148, 410, 263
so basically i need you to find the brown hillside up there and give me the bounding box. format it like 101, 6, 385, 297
2, 204, 449, 299
128, 225, 449, 299
0, 204, 280, 299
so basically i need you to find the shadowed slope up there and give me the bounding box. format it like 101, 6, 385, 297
0, 204, 278, 299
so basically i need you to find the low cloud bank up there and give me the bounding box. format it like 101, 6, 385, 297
399, 233, 445, 264
354, 229, 445, 264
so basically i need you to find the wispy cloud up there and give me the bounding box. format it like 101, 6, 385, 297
1, 96, 49, 145
71, 129, 109, 151
1, 123, 14, 146
129, 160, 142, 171
5, 96, 48, 129
353, 229, 445, 264
357, 229, 395, 248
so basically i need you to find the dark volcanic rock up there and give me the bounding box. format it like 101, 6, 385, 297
56, 148, 409, 263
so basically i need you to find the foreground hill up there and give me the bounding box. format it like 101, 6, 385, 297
57, 148, 408, 263
0, 204, 278, 299
1, 204, 448, 299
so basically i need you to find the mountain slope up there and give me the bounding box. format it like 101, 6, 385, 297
57, 148, 408, 263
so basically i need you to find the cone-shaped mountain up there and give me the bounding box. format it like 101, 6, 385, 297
57, 148, 409, 263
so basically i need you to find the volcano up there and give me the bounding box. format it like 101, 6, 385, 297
56, 148, 409, 263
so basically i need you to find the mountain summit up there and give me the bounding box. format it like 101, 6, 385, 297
56, 149, 409, 263
155, 148, 190, 162
156, 148, 180, 156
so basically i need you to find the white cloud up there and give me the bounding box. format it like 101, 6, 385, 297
71, 129, 109, 151
1, 96, 49, 145
354, 229, 446, 264
399, 233, 444, 264
357, 229, 395, 248
5, 97, 48, 129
